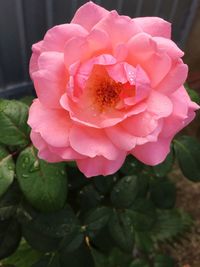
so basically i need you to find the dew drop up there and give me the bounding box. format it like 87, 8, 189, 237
113, 176, 117, 182
8, 165, 13, 170
24, 157, 29, 163
130, 162, 136, 168
22, 163, 26, 169
60, 170, 65, 175
22, 174, 29, 178
125, 176, 132, 183
29, 160, 40, 172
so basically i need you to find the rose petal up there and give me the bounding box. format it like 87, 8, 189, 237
32, 51, 67, 108
64, 29, 110, 67
131, 136, 172, 165
49, 146, 86, 160
94, 10, 141, 47
30, 131, 63, 162
77, 153, 126, 178
42, 24, 88, 52
156, 60, 188, 94
71, 1, 109, 31
152, 37, 184, 59
60, 93, 147, 128
121, 112, 158, 137
162, 86, 199, 137
105, 124, 137, 150
69, 125, 122, 160
134, 17, 171, 38
128, 33, 172, 87
29, 41, 43, 78
28, 99, 71, 147
147, 90, 173, 118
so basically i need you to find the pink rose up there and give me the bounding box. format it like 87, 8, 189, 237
28, 2, 199, 177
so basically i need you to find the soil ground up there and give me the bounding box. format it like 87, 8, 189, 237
168, 170, 200, 267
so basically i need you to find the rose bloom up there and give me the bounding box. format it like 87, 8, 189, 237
28, 2, 199, 177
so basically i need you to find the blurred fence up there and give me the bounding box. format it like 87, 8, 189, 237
0, 0, 199, 98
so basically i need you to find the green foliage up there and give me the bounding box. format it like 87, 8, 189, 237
111, 175, 139, 208
151, 209, 192, 242
154, 254, 175, 267
185, 84, 200, 104
0, 99, 198, 266
174, 136, 200, 182
129, 198, 156, 231
84, 206, 112, 236
0, 219, 21, 260
120, 155, 144, 175
2, 239, 42, 267
0, 99, 30, 146
16, 146, 68, 212
108, 209, 135, 252
152, 149, 174, 178
0, 182, 21, 220
129, 259, 150, 267
150, 178, 176, 209
0, 145, 15, 197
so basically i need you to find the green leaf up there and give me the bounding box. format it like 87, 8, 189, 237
153, 149, 174, 177
129, 199, 156, 231
174, 136, 200, 182
61, 232, 84, 253
135, 232, 153, 253
150, 179, 176, 209
0, 181, 21, 220
108, 210, 135, 253
2, 239, 42, 267
120, 155, 144, 175
137, 173, 149, 198
151, 209, 192, 242
0, 145, 15, 197
19, 204, 83, 253
16, 146, 67, 212
154, 254, 175, 267
93, 174, 118, 194
185, 84, 200, 104
108, 248, 132, 267
129, 259, 150, 267
22, 225, 61, 253
60, 244, 94, 267
20, 96, 34, 106
0, 99, 30, 146
111, 176, 139, 208
89, 247, 107, 267
92, 227, 115, 253
79, 185, 101, 212
67, 165, 88, 190
30, 206, 80, 238
84, 206, 112, 236
0, 219, 21, 260
32, 254, 60, 267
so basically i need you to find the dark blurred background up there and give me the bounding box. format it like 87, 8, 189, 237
0, 0, 199, 98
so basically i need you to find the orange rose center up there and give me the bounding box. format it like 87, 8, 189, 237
86, 66, 123, 112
